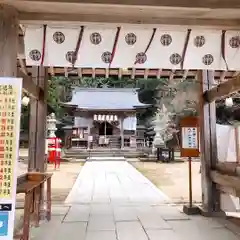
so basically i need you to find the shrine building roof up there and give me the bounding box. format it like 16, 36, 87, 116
63, 88, 148, 110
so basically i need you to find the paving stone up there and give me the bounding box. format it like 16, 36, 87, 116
90, 204, 113, 215
51, 205, 70, 216
146, 229, 185, 240
138, 213, 171, 229
88, 215, 115, 231
114, 206, 138, 221
116, 222, 148, 240
51, 222, 87, 240
85, 231, 117, 240
64, 205, 90, 222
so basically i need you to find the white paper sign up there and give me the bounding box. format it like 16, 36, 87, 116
0, 78, 22, 239
182, 127, 198, 149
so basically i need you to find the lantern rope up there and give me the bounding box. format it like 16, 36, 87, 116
134, 28, 156, 65
109, 27, 121, 68
72, 26, 85, 68
180, 29, 191, 69
40, 24, 47, 66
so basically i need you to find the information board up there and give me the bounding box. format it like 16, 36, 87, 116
180, 117, 200, 158
182, 127, 198, 149
0, 78, 22, 239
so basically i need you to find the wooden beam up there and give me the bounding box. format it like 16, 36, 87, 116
204, 75, 240, 103
156, 69, 162, 79
92, 68, 96, 78
182, 70, 189, 81
131, 68, 135, 80
0, 5, 18, 77
77, 68, 82, 78
144, 68, 149, 79
216, 162, 240, 176
20, 12, 240, 28
118, 68, 122, 79
29, 66, 48, 172
105, 68, 109, 78
49, 66, 55, 76
18, 69, 44, 100
199, 70, 220, 214
211, 170, 240, 192
64, 67, 68, 77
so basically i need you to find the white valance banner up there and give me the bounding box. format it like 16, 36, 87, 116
24, 25, 240, 70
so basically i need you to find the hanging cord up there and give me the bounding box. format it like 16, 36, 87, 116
221, 30, 229, 71
180, 29, 191, 69
134, 28, 156, 65
40, 24, 47, 66
109, 27, 121, 68
72, 26, 85, 68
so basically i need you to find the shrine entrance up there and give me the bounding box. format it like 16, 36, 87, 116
1, 2, 240, 234
99, 122, 113, 136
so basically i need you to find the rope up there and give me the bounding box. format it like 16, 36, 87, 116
221, 30, 229, 71
109, 27, 121, 68
72, 26, 85, 68
180, 29, 191, 69
134, 28, 156, 65
40, 24, 47, 66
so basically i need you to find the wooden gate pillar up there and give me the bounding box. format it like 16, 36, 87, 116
199, 70, 220, 215
28, 67, 48, 172
0, 5, 18, 77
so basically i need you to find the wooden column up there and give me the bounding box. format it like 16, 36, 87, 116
28, 67, 48, 172
120, 117, 124, 149
199, 70, 220, 215
0, 5, 18, 77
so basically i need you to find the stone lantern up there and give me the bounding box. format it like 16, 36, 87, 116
47, 113, 57, 138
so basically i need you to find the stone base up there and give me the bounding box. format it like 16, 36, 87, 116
199, 206, 226, 218
183, 204, 201, 215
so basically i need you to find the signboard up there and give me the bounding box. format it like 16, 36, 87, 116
0, 78, 22, 239
180, 117, 200, 158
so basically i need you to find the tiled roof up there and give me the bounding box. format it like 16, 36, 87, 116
64, 88, 147, 110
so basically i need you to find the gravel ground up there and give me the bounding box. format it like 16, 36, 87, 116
131, 161, 202, 204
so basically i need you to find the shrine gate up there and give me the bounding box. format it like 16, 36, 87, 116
1, 0, 240, 216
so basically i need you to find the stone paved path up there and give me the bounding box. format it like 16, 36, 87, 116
31, 161, 240, 240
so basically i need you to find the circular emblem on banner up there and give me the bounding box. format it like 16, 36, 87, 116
135, 52, 147, 64
194, 36, 205, 47
202, 54, 214, 65
90, 32, 102, 45
29, 50, 41, 61
160, 34, 172, 46
101, 51, 112, 63
169, 53, 182, 65
53, 32, 65, 44
229, 36, 240, 48
65, 51, 75, 63
125, 33, 137, 45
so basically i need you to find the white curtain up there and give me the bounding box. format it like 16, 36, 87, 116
123, 116, 137, 130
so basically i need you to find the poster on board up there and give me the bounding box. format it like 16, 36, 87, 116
0, 78, 22, 239
180, 117, 200, 158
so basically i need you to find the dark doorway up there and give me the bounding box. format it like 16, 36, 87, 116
99, 122, 113, 135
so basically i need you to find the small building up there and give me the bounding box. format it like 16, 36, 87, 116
62, 88, 148, 149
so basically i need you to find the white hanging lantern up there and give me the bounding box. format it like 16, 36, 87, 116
110, 115, 114, 121
21, 96, 30, 106
94, 114, 98, 121
106, 115, 110, 121
101, 115, 105, 121
225, 97, 233, 107
114, 115, 118, 121
98, 115, 102, 121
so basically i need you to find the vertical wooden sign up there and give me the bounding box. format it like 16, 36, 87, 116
180, 117, 200, 158
0, 78, 22, 239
